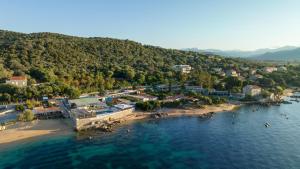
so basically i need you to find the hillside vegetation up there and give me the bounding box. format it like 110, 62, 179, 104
0, 30, 299, 102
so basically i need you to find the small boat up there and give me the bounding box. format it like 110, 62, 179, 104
265, 123, 271, 128
89, 136, 93, 140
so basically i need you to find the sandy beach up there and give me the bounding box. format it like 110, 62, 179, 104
125, 103, 239, 122
0, 103, 238, 145
0, 119, 73, 145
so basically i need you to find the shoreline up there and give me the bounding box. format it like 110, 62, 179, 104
0, 119, 73, 147
0, 103, 238, 146
129, 103, 239, 121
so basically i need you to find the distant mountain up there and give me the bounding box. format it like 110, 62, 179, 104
249, 48, 300, 61
184, 46, 298, 58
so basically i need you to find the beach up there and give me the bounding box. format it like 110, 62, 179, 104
0, 119, 73, 145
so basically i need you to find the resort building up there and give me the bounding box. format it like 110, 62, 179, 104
70, 103, 134, 131
68, 97, 106, 109
173, 65, 192, 73
6, 76, 27, 87
243, 85, 262, 97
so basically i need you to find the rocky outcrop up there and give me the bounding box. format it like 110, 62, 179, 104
150, 112, 169, 119
199, 112, 215, 119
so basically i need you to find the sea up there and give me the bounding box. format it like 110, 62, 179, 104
0, 96, 300, 169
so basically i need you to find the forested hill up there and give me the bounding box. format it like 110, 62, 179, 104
0, 30, 207, 76
0, 30, 247, 95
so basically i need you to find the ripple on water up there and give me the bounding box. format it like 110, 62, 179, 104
1, 102, 300, 168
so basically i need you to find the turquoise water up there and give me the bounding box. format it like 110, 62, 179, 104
1, 99, 300, 169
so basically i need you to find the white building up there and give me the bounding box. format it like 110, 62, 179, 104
173, 65, 192, 73
243, 85, 262, 97
263, 67, 277, 73
127, 94, 158, 102
226, 70, 238, 77
6, 76, 27, 87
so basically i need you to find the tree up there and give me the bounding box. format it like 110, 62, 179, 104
64, 86, 80, 99
258, 78, 275, 88
135, 100, 160, 111
17, 110, 34, 122
95, 74, 105, 95
0, 93, 11, 102
135, 72, 145, 84
0, 63, 12, 81
194, 71, 213, 88
225, 77, 243, 92
15, 105, 25, 111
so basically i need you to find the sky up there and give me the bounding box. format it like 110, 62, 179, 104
1, 0, 300, 50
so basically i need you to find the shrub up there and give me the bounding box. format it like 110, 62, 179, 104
17, 110, 34, 122
15, 105, 25, 111
135, 100, 160, 111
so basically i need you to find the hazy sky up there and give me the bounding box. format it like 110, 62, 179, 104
1, 0, 300, 50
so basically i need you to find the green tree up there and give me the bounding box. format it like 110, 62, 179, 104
225, 77, 243, 92
17, 110, 34, 122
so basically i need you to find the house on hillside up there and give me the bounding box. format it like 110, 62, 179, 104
173, 65, 192, 74
6, 76, 27, 87
226, 70, 238, 77
243, 85, 262, 97
263, 67, 277, 73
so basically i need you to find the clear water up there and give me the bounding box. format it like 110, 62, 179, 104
1, 99, 300, 169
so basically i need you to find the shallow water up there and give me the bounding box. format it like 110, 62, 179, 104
1, 99, 300, 169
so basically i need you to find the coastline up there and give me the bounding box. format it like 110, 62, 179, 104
0, 103, 238, 146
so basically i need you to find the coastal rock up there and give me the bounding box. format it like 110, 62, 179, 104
199, 112, 215, 119
150, 112, 168, 119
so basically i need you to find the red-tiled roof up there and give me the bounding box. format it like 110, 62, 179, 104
10, 76, 27, 81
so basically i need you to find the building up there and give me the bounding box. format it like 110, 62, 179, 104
173, 65, 192, 73
263, 67, 277, 73
212, 68, 222, 73
209, 90, 230, 96
226, 70, 238, 77
32, 107, 63, 119
278, 66, 287, 71
249, 69, 257, 75
71, 103, 134, 131
230, 93, 246, 100
243, 85, 262, 97
68, 97, 105, 109
185, 86, 204, 93
127, 94, 158, 102
155, 84, 181, 92
6, 76, 27, 87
